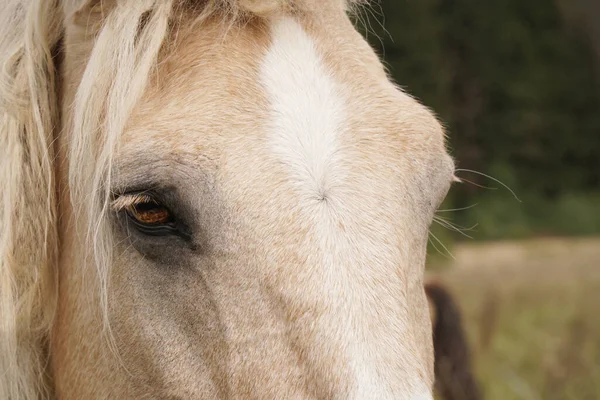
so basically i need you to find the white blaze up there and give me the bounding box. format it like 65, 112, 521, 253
260, 17, 432, 400
260, 18, 344, 205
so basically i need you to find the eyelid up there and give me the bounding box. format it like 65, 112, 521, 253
111, 193, 156, 212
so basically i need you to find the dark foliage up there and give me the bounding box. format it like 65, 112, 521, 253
356, 0, 600, 240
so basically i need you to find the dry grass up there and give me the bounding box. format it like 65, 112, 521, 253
428, 237, 600, 400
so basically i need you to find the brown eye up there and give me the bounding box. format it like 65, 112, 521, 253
113, 193, 190, 240
126, 200, 173, 226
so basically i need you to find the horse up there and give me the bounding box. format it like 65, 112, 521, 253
0, 1, 456, 398
426, 282, 482, 400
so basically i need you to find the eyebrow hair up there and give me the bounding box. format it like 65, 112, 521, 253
110, 152, 214, 194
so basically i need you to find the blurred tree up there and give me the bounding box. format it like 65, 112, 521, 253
356, 0, 600, 240
560, 0, 600, 77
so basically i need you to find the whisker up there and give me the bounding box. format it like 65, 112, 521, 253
433, 216, 473, 239
434, 215, 479, 232
428, 236, 447, 258
464, 222, 479, 231
455, 168, 522, 202
457, 177, 497, 190
437, 203, 479, 213
428, 231, 456, 260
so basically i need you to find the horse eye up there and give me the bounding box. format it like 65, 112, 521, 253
113, 193, 190, 240
126, 200, 173, 226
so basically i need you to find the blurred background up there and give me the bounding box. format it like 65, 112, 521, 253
354, 1, 600, 399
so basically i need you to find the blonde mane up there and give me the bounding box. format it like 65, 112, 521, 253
1, 1, 61, 397
1, 1, 350, 398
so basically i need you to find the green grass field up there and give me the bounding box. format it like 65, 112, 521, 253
429, 237, 600, 400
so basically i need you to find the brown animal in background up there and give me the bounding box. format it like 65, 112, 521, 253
426, 281, 483, 400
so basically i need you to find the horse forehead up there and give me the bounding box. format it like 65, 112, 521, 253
123, 14, 447, 196
256, 16, 427, 143
133, 13, 425, 145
